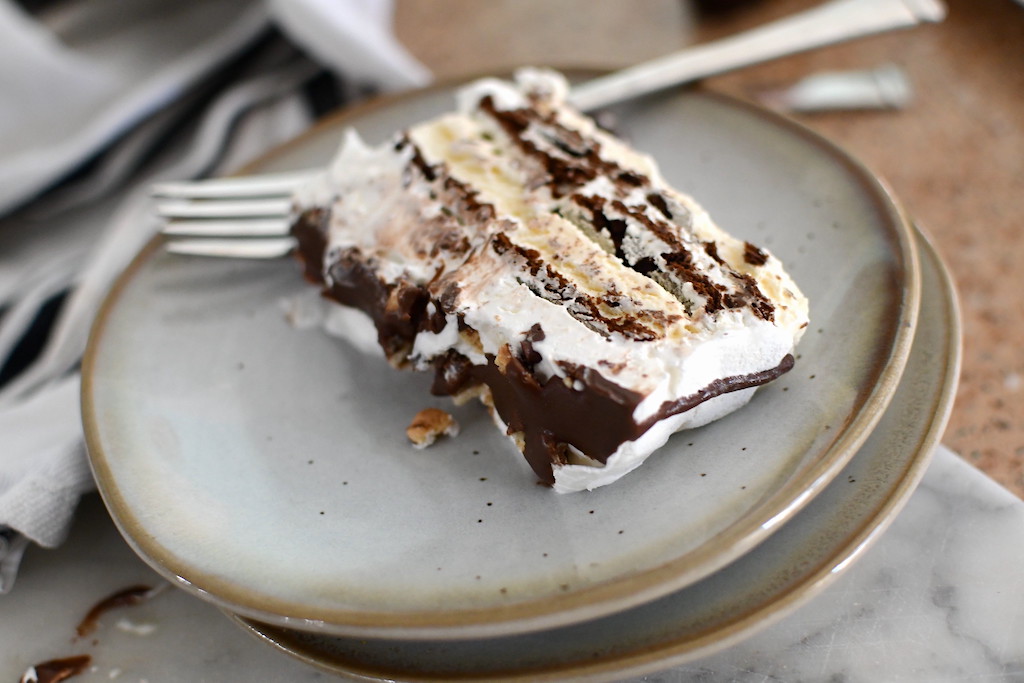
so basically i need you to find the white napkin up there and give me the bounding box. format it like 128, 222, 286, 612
267, 0, 430, 91
0, 0, 271, 214
0, 376, 89, 547
0, 0, 430, 591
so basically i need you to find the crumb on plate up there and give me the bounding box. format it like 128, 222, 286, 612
406, 408, 460, 448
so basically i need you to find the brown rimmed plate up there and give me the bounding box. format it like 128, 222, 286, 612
82, 80, 919, 639
231, 224, 958, 680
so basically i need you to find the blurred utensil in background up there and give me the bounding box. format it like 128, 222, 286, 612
569, 0, 944, 110
755, 64, 913, 113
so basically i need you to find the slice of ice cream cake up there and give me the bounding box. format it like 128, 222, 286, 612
290, 69, 809, 492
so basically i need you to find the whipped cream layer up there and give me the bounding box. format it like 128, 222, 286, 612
291, 69, 809, 492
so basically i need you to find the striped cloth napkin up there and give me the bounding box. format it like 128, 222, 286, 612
0, 0, 429, 591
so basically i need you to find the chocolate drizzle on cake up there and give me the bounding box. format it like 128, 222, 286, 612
568, 194, 775, 321
475, 95, 777, 324
744, 241, 770, 266
480, 95, 619, 197
489, 232, 664, 341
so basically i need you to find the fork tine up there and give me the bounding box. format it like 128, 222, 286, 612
164, 237, 296, 258
156, 198, 291, 219
152, 171, 310, 258
162, 218, 291, 237
151, 170, 315, 199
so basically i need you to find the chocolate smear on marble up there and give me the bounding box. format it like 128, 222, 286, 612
76, 584, 158, 638
19, 655, 91, 683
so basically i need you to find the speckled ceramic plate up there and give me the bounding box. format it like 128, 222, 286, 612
231, 225, 959, 681
82, 83, 919, 640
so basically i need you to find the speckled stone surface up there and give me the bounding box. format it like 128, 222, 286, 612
395, 0, 1024, 498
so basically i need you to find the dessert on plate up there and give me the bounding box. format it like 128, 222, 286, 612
290, 69, 809, 492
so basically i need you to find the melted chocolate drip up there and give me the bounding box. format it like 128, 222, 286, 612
469, 348, 644, 484
325, 249, 431, 362
292, 207, 329, 285
467, 348, 795, 485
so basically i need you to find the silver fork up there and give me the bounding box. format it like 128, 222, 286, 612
155, 0, 945, 258
155, 170, 311, 257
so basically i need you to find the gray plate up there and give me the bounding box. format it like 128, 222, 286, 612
234, 225, 959, 681
82, 84, 919, 639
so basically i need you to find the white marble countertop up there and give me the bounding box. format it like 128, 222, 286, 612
3, 444, 1022, 682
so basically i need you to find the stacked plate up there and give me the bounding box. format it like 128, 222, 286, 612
81, 82, 960, 681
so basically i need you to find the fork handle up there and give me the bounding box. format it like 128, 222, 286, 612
568, 0, 946, 112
